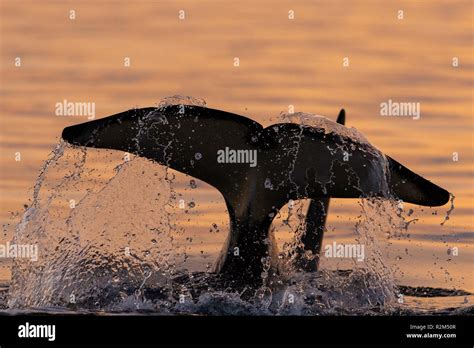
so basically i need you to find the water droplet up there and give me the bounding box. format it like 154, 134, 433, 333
264, 178, 273, 189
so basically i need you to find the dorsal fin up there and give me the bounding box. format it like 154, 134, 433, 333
336, 108, 345, 125
297, 108, 347, 271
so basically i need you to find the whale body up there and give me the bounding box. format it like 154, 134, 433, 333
61, 105, 450, 285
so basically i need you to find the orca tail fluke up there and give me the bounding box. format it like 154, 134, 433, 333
386, 156, 450, 207
61, 105, 451, 285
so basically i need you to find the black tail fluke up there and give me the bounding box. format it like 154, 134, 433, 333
61, 105, 450, 284
387, 156, 450, 207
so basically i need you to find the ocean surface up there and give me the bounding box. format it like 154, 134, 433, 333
0, 0, 472, 314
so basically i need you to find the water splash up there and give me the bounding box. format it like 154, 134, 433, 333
440, 193, 455, 226
280, 111, 372, 149
8, 143, 175, 309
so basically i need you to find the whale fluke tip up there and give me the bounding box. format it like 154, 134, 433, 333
387, 156, 450, 207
